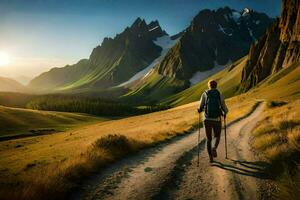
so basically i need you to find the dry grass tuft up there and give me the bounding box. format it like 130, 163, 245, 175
266, 100, 287, 108
0, 134, 147, 200
251, 100, 300, 199
92, 134, 145, 155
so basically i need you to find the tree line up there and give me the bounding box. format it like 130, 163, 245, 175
26, 95, 170, 116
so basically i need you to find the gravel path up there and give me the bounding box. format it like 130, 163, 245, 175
73, 102, 274, 200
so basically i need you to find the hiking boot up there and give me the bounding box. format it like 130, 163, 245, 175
212, 148, 217, 158
209, 155, 214, 163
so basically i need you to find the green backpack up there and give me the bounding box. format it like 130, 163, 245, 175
204, 89, 223, 118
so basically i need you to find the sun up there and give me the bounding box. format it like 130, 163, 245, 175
0, 52, 11, 66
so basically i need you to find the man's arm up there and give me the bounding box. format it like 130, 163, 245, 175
198, 93, 206, 113
220, 94, 228, 115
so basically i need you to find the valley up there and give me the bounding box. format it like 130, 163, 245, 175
0, 0, 299, 199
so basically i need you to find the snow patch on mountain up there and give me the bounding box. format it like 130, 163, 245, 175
149, 26, 159, 32
189, 59, 232, 85
242, 8, 250, 16
232, 11, 241, 22
118, 35, 179, 87
218, 24, 232, 36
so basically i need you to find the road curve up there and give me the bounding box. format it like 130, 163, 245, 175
73, 102, 275, 200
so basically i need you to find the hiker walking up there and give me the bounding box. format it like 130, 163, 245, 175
197, 80, 228, 163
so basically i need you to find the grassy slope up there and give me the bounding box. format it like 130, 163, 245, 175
159, 57, 300, 107
121, 55, 244, 104
251, 100, 300, 199
160, 56, 246, 106
0, 95, 256, 199
121, 70, 187, 103
244, 61, 300, 100
245, 63, 300, 199
0, 106, 106, 137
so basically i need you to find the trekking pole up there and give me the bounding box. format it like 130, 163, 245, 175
224, 115, 228, 159
197, 113, 200, 167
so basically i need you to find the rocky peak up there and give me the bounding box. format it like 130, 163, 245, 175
216, 6, 234, 16
155, 7, 273, 82
242, 8, 251, 17
147, 20, 168, 39
131, 17, 146, 28
126, 18, 167, 39
86, 17, 167, 87
129, 18, 148, 34
148, 20, 160, 29
29, 16, 170, 91
240, 0, 300, 91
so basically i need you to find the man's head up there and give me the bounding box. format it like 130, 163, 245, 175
208, 80, 217, 89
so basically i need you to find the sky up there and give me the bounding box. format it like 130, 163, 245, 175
0, 0, 281, 82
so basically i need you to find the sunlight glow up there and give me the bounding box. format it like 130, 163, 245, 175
0, 52, 11, 66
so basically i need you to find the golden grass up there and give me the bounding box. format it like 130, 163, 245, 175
252, 100, 300, 161
0, 105, 105, 137
1, 61, 298, 199
0, 95, 256, 199
251, 99, 300, 199
244, 63, 300, 101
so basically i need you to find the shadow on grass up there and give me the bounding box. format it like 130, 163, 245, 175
211, 159, 271, 179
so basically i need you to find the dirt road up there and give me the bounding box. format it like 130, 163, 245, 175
73, 103, 275, 200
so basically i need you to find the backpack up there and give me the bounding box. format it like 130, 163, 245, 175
204, 89, 223, 118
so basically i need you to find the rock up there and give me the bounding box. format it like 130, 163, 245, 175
241, 0, 300, 91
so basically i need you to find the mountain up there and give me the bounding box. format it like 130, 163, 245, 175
28, 7, 273, 102
159, 56, 247, 106
122, 7, 273, 103
241, 0, 300, 91
155, 7, 273, 84
29, 18, 168, 92
0, 76, 27, 92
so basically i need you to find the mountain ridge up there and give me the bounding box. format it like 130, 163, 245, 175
28, 7, 274, 102
121, 7, 274, 103
155, 7, 274, 82
29, 18, 169, 92
0, 76, 27, 93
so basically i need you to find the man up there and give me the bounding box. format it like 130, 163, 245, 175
198, 80, 228, 163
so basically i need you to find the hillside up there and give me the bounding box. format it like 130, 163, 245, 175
159, 53, 299, 107
160, 56, 246, 106
0, 76, 27, 92
29, 18, 169, 92
0, 106, 104, 139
